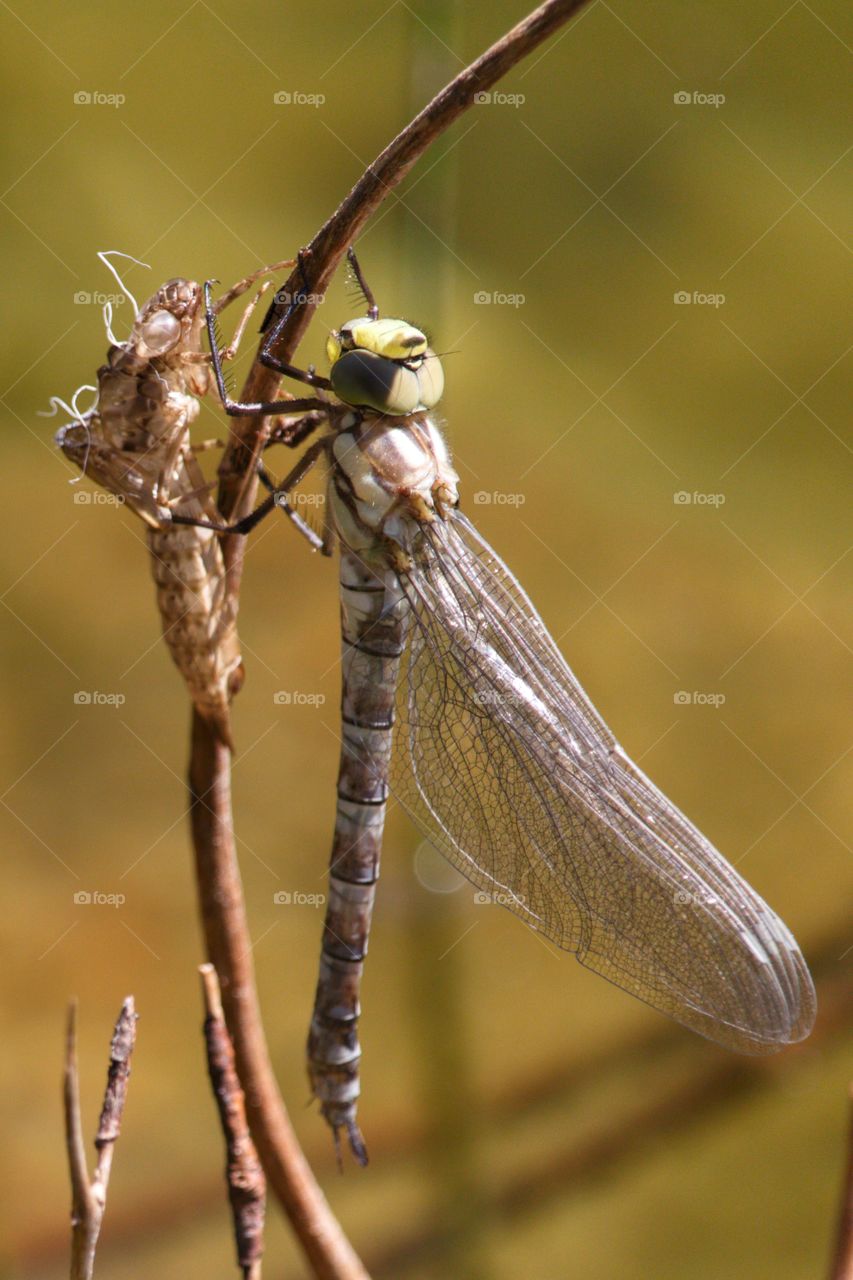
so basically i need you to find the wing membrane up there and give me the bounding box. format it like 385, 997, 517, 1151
390, 511, 815, 1053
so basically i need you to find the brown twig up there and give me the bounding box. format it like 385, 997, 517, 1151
201, 964, 266, 1280
829, 1085, 853, 1280
188, 2, 595, 1276
189, 717, 367, 1280
64, 997, 137, 1280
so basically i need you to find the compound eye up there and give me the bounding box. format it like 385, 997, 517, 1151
141, 308, 181, 355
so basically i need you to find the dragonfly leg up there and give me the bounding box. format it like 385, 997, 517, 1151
204, 280, 330, 417
267, 409, 326, 449
218, 279, 274, 362
307, 545, 410, 1164
345, 246, 379, 320
211, 256, 297, 316
256, 463, 323, 551
170, 436, 329, 539
256, 247, 334, 391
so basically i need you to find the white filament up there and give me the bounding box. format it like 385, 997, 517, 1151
97, 250, 150, 340
40, 384, 98, 481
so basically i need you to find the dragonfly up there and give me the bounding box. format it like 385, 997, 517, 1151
200, 248, 816, 1164
52, 253, 317, 747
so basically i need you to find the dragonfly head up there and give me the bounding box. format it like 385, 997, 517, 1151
326, 316, 445, 415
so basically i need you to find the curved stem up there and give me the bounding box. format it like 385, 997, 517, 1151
189, 718, 368, 1280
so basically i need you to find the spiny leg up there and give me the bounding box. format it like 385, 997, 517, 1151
256, 248, 333, 392
345, 246, 379, 320
205, 280, 330, 417
200, 257, 299, 384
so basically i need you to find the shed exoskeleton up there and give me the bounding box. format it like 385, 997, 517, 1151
53, 254, 305, 747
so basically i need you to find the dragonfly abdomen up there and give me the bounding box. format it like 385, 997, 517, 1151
307, 547, 410, 1164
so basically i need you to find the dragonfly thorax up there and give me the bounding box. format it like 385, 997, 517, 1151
331, 415, 459, 553
326, 316, 444, 415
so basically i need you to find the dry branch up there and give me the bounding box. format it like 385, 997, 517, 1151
187, 2, 596, 1276
201, 964, 266, 1280
64, 997, 137, 1280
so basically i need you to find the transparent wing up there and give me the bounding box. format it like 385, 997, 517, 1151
390, 510, 815, 1053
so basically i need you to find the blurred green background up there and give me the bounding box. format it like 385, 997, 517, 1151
1, 2, 850, 1276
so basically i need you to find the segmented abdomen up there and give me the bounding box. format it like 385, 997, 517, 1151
147, 522, 242, 749
307, 545, 410, 1162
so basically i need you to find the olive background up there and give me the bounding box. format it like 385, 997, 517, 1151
0, 2, 850, 1277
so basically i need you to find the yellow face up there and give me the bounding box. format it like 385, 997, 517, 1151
326, 316, 428, 366
326, 315, 444, 416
